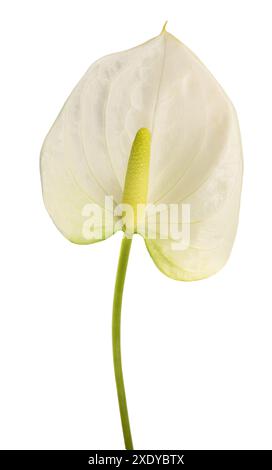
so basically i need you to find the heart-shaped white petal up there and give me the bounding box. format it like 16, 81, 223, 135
40, 29, 242, 279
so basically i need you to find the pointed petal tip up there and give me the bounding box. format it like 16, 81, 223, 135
160, 21, 168, 34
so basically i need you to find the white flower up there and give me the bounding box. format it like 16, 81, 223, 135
40, 27, 243, 281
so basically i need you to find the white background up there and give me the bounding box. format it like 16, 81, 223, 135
0, 0, 271, 450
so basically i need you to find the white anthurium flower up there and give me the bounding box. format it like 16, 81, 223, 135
40, 25, 243, 449
41, 25, 242, 282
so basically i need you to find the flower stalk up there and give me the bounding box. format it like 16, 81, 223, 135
112, 235, 133, 450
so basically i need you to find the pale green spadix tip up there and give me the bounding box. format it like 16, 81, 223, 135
122, 127, 151, 217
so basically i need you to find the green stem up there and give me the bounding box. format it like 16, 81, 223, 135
112, 235, 133, 450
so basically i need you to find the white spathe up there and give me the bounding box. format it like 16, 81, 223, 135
40, 29, 243, 281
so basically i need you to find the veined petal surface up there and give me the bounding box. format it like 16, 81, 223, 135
41, 33, 166, 242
